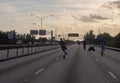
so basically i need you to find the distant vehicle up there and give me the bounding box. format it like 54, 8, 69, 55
88, 44, 95, 51
45, 42, 51, 45
33, 42, 38, 45
27, 42, 32, 44
16, 40, 22, 44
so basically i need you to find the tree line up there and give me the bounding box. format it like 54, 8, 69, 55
1, 30, 119, 48
84, 30, 120, 48
0, 30, 53, 45
0, 30, 36, 45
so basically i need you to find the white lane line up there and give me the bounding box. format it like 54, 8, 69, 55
35, 68, 44, 75
96, 59, 99, 62
56, 58, 59, 61
108, 71, 119, 81
24, 79, 28, 82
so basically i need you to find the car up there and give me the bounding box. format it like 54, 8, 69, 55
16, 40, 22, 44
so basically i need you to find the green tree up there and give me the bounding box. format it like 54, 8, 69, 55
84, 30, 96, 44
25, 34, 36, 44
114, 33, 120, 48
96, 33, 113, 46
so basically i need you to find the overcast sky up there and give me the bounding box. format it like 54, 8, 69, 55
0, 0, 120, 39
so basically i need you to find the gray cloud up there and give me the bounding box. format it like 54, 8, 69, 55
101, 3, 113, 9
89, 14, 108, 20
71, 15, 81, 21
113, 1, 120, 9
101, 0, 120, 9
80, 16, 96, 23
71, 15, 96, 23
71, 14, 107, 23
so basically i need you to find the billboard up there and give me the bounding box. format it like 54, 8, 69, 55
68, 33, 79, 37
39, 30, 46, 35
30, 30, 38, 35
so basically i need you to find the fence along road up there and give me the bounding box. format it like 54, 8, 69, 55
0, 44, 60, 62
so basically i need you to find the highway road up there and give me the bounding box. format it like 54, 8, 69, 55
0, 44, 120, 83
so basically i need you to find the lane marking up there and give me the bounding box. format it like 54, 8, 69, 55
24, 79, 28, 82
35, 68, 44, 75
56, 58, 60, 61
96, 59, 99, 62
108, 71, 119, 81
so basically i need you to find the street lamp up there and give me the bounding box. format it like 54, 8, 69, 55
40, 15, 53, 30
51, 25, 61, 40
54, 26, 72, 40
31, 13, 53, 30
31, 13, 53, 45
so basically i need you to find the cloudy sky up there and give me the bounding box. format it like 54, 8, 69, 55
0, 0, 120, 39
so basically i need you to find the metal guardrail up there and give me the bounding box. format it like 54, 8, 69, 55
0, 44, 60, 62
95, 45, 120, 52
105, 46, 120, 52
0, 44, 58, 50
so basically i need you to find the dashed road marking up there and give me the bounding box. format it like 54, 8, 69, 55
56, 58, 59, 61
35, 68, 44, 75
96, 59, 99, 62
108, 71, 119, 81
24, 79, 28, 82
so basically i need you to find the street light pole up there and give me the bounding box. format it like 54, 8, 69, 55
51, 25, 60, 40
39, 14, 53, 30
41, 18, 43, 30
31, 13, 53, 45
31, 13, 53, 30
55, 28, 57, 39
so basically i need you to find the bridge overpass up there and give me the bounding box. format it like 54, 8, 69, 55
0, 44, 120, 83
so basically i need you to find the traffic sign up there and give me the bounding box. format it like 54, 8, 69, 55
39, 30, 46, 35
68, 33, 79, 37
8, 32, 13, 39
30, 30, 38, 35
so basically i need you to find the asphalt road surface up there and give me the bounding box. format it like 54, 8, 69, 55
0, 44, 120, 83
